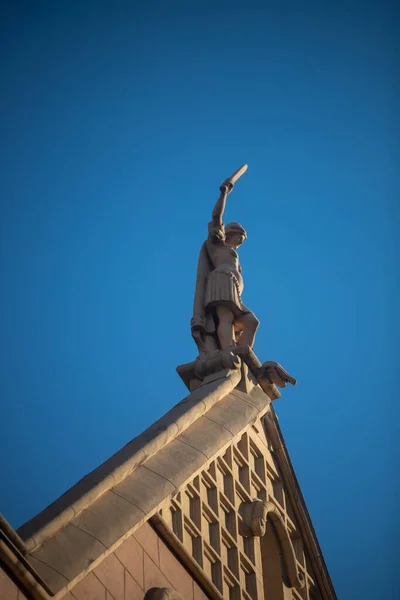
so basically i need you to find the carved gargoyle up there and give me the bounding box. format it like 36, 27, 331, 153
259, 361, 297, 389
177, 346, 297, 399
234, 347, 297, 399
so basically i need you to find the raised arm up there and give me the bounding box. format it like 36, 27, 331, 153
211, 165, 248, 227
211, 182, 234, 227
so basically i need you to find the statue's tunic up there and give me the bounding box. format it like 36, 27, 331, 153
204, 223, 247, 317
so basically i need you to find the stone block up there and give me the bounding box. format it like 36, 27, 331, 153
28, 555, 69, 592
73, 490, 145, 549
143, 552, 171, 593
133, 522, 159, 567
69, 572, 107, 600
30, 522, 105, 585
124, 570, 144, 599
206, 393, 259, 437
158, 537, 193, 600
233, 387, 270, 412
144, 439, 205, 488
93, 553, 124, 600
114, 466, 175, 516
115, 533, 144, 588
178, 416, 233, 459
193, 583, 209, 600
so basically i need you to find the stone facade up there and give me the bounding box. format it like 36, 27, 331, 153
61, 521, 207, 600
0, 522, 206, 599
0, 378, 336, 600
0, 567, 27, 599
0, 520, 207, 599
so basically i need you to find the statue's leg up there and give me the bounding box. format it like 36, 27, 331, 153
235, 312, 260, 348
215, 304, 235, 350
203, 333, 219, 354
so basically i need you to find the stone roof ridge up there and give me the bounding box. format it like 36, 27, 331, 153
5, 367, 272, 597
18, 367, 244, 553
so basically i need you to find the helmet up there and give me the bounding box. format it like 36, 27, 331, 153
225, 222, 247, 239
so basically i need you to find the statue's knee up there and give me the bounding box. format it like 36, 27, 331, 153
241, 312, 259, 331
250, 313, 260, 330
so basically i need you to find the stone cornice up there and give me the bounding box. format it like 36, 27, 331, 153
263, 409, 337, 600
18, 368, 242, 553
0, 522, 52, 600
16, 378, 271, 595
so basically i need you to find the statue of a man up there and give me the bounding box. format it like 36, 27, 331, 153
191, 167, 259, 356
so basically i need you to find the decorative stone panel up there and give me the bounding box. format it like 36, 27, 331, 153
159, 422, 318, 600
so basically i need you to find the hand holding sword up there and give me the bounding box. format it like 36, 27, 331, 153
219, 164, 248, 195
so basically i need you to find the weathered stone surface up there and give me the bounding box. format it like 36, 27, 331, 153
18, 500, 75, 549
69, 571, 107, 600
0, 566, 19, 600
30, 523, 105, 583
114, 533, 144, 588
73, 490, 144, 549
235, 362, 258, 393
206, 391, 264, 436
133, 522, 160, 567
178, 415, 233, 459
115, 466, 175, 515
28, 555, 69, 592
144, 439, 205, 488
124, 570, 143, 599
143, 552, 171, 594
158, 537, 193, 600
234, 386, 271, 412
193, 582, 209, 600
93, 553, 124, 600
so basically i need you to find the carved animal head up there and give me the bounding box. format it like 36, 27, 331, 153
261, 361, 297, 388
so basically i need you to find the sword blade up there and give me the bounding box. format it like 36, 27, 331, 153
228, 163, 248, 184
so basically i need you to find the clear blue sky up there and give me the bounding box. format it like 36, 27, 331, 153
0, 2, 398, 598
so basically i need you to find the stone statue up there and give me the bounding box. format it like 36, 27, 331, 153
177, 165, 297, 400
191, 165, 260, 356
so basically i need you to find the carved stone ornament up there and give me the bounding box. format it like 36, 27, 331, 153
177, 165, 297, 399
239, 500, 305, 591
